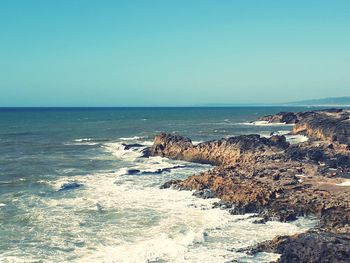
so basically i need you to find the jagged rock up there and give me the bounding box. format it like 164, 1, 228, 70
151, 108, 350, 262
259, 109, 350, 146
193, 189, 215, 199
259, 112, 298, 124
242, 231, 350, 263
122, 143, 144, 150
159, 179, 182, 189
151, 133, 289, 166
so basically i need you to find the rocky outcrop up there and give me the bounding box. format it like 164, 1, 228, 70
241, 231, 350, 263
151, 108, 350, 262
259, 109, 350, 145
292, 110, 350, 146
151, 133, 289, 166
259, 112, 299, 124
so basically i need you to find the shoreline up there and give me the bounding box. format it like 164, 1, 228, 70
149, 108, 350, 262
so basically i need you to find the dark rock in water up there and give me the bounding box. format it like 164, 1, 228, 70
122, 143, 144, 150
244, 231, 350, 263
259, 112, 299, 124
58, 182, 82, 191
193, 189, 215, 199
252, 218, 266, 224
140, 165, 184, 175
212, 201, 233, 209
141, 169, 164, 175
159, 179, 182, 189
127, 169, 140, 175
140, 147, 151, 158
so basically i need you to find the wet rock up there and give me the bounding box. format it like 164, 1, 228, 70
159, 179, 182, 189
140, 147, 151, 158
122, 143, 144, 150
193, 189, 215, 199
252, 218, 266, 224
245, 231, 350, 263
259, 112, 298, 124
58, 182, 82, 191
127, 169, 140, 175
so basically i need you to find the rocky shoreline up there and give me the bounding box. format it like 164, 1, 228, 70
149, 108, 350, 262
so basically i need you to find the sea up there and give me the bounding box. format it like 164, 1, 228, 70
0, 107, 318, 263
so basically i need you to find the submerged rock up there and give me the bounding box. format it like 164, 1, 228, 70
58, 182, 82, 191
122, 143, 144, 150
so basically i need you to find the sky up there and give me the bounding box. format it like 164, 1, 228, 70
0, 0, 349, 107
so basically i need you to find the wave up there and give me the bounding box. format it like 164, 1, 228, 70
239, 121, 295, 126
259, 131, 309, 145
119, 136, 145, 141
66, 138, 111, 146
102, 142, 147, 160
6, 155, 317, 263
192, 141, 203, 146
2, 135, 317, 262
74, 138, 94, 142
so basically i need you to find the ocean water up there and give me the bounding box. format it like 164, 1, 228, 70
0, 107, 318, 263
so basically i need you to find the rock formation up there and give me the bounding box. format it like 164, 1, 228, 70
150, 108, 350, 262
259, 108, 350, 145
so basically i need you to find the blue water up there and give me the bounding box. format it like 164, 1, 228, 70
0, 107, 317, 262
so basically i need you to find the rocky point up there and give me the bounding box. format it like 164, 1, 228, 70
149, 108, 350, 262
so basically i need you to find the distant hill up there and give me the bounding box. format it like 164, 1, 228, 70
286, 97, 350, 106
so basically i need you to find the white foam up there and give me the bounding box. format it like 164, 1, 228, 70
37, 168, 317, 263
3, 139, 317, 262
119, 136, 144, 141
336, 180, 350, 186
74, 138, 93, 142
285, 135, 309, 144
140, 140, 153, 146
66, 138, 99, 146
102, 142, 146, 160
0, 203, 6, 207
276, 130, 290, 135
192, 141, 203, 146
239, 121, 295, 126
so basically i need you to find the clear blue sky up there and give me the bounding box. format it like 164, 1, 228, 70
0, 0, 349, 106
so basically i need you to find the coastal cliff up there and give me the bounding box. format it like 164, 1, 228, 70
150, 109, 350, 262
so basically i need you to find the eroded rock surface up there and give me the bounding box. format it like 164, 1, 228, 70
260, 108, 350, 145
151, 133, 289, 166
